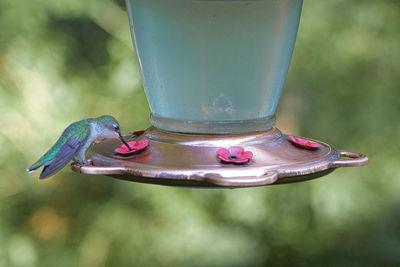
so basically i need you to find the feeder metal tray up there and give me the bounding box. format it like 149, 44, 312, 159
71, 127, 368, 188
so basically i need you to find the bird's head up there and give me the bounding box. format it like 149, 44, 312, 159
95, 115, 132, 150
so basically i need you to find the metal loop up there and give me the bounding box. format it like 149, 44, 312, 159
331, 150, 369, 168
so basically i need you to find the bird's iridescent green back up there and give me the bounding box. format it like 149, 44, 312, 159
28, 120, 90, 171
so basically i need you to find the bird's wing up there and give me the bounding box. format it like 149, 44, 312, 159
39, 135, 82, 179
39, 121, 90, 179
28, 120, 90, 176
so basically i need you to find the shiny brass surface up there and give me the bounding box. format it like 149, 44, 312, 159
71, 127, 368, 188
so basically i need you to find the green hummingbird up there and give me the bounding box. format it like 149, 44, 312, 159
27, 115, 132, 179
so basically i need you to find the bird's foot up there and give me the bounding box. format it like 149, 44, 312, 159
73, 159, 93, 166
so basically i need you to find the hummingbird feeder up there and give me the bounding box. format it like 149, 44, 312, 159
72, 0, 368, 187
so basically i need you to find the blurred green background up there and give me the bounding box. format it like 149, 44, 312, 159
1, 0, 399, 266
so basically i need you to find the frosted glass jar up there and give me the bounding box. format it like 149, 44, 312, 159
126, 0, 303, 133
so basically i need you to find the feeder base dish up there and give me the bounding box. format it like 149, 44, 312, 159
71, 127, 368, 188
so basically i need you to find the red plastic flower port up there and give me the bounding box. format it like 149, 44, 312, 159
288, 135, 322, 149
217, 146, 253, 164
114, 139, 149, 155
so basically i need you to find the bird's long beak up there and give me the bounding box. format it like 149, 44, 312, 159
118, 131, 132, 151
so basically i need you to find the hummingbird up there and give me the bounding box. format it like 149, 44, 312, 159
27, 115, 132, 179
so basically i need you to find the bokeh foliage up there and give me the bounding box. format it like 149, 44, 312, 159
1, 0, 399, 266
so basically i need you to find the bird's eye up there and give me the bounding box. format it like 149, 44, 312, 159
113, 125, 120, 131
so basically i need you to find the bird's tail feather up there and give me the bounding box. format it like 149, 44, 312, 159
27, 159, 48, 174
26, 166, 40, 173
